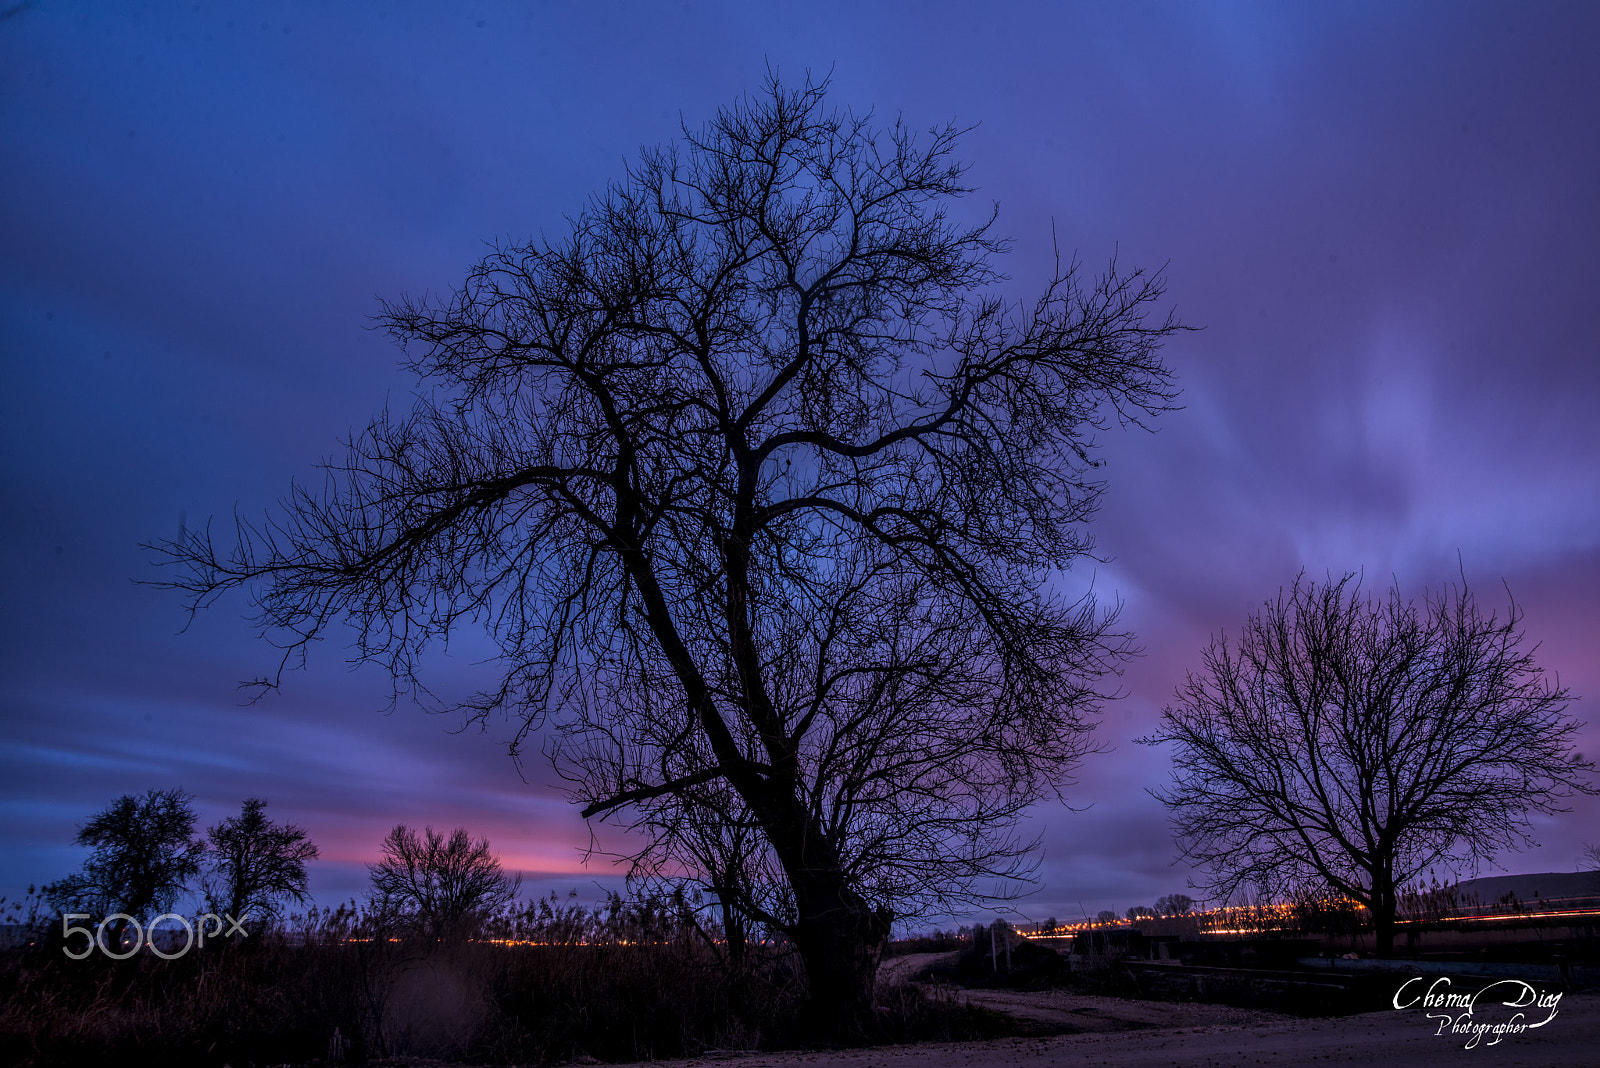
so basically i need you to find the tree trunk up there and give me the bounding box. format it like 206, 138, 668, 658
753, 792, 891, 1036
1370, 867, 1397, 959
104, 915, 133, 957
788, 874, 892, 1038
716, 540, 892, 1033
712, 883, 747, 971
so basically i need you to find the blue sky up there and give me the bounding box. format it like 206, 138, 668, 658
3, 1, 1597, 927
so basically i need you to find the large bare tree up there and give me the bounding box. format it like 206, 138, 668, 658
156, 77, 1180, 1027
1146, 573, 1595, 956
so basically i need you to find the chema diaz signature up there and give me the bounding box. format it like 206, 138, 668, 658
1392, 976, 1562, 1049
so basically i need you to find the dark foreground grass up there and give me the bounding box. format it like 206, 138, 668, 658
0, 931, 1014, 1067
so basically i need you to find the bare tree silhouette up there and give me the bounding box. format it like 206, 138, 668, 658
1153, 893, 1193, 916
154, 75, 1180, 1027
368, 825, 519, 941
204, 797, 319, 925
45, 788, 203, 949
1146, 572, 1595, 957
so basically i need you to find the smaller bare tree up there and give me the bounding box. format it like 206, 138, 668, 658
1146, 573, 1595, 957
204, 797, 319, 925
368, 825, 520, 940
1582, 842, 1600, 897
629, 785, 778, 970
1153, 893, 1193, 916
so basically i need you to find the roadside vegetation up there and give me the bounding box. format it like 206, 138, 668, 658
0, 888, 1011, 1068
4, 792, 1008, 1066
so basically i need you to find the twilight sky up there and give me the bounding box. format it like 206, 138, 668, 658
3, 1, 1598, 929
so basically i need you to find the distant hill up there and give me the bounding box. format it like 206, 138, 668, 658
1448, 871, 1600, 904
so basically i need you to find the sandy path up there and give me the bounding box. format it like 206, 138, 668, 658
878, 950, 1288, 1033
955, 987, 1286, 1033
876, 951, 960, 985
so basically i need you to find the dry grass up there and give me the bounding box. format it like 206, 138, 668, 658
0, 896, 1012, 1066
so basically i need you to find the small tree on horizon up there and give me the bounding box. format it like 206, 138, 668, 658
1146, 572, 1595, 957
1153, 893, 1193, 916
204, 797, 319, 925
1582, 843, 1600, 896
368, 825, 520, 940
44, 788, 203, 948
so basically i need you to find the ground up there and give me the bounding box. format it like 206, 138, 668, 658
609, 952, 1599, 1068
609, 993, 1599, 1068
359, 953, 1599, 1068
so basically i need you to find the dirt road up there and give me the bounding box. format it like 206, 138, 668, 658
612, 970, 1598, 1068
